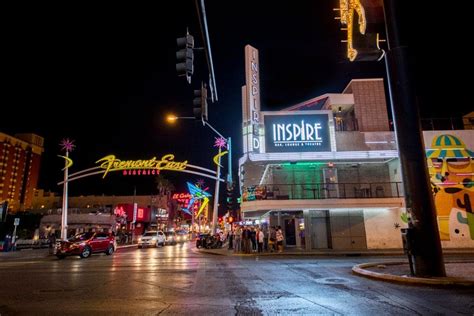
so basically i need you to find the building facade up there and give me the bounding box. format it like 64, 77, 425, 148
33, 191, 173, 238
0, 133, 44, 211
238, 47, 473, 251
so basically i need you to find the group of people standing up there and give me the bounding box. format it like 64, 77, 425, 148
230, 225, 284, 254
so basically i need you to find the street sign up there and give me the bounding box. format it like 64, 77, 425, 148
14, 218, 20, 226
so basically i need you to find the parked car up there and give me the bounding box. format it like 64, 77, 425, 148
55, 232, 115, 259
138, 231, 165, 248
164, 231, 177, 245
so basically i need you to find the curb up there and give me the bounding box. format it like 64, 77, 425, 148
196, 249, 407, 257
352, 261, 474, 287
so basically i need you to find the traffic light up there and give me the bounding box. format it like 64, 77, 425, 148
226, 183, 233, 211
193, 82, 208, 122
176, 32, 194, 84
227, 216, 234, 224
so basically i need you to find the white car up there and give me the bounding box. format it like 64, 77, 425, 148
138, 231, 165, 248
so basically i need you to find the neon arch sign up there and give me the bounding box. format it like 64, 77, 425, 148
58, 153, 224, 185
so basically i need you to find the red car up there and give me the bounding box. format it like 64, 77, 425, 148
55, 232, 115, 259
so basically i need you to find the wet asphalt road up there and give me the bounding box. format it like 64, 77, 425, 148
0, 243, 473, 315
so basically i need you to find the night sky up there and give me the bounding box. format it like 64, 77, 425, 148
3, 2, 470, 197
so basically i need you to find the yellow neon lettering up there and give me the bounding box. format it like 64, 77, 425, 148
97, 154, 187, 177
96, 155, 117, 178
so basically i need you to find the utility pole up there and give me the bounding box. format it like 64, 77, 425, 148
383, 0, 445, 277
59, 138, 74, 240
131, 185, 137, 244
60, 150, 69, 240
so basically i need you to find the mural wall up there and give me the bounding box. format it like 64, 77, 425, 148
424, 131, 474, 247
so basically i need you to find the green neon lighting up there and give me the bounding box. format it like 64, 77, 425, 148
281, 162, 327, 167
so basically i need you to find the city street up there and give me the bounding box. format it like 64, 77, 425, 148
0, 243, 473, 315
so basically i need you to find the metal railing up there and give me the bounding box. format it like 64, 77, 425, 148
242, 182, 404, 201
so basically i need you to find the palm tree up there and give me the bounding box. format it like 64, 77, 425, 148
155, 175, 175, 197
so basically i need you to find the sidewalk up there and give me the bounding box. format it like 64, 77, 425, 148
197, 247, 474, 287
0, 244, 137, 260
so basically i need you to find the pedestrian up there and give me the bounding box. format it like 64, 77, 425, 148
228, 229, 234, 250
299, 229, 305, 248
243, 227, 251, 254
263, 225, 269, 252
234, 226, 242, 253
269, 226, 276, 252
276, 226, 284, 253
250, 227, 256, 252
257, 228, 264, 253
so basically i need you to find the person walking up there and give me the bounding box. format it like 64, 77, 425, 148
243, 227, 251, 254
257, 228, 264, 253
263, 225, 269, 252
250, 227, 257, 252
234, 226, 242, 253
276, 226, 284, 253
269, 226, 276, 252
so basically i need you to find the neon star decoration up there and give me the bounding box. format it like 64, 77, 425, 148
60, 138, 75, 153
182, 182, 212, 217
58, 138, 75, 170
214, 137, 228, 150
197, 179, 205, 188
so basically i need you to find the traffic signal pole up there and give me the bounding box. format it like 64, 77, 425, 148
383, 0, 445, 277
202, 121, 230, 235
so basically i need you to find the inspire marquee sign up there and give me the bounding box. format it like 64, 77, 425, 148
264, 113, 331, 153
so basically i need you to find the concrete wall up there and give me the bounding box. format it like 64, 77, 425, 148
335, 132, 368, 151
346, 79, 390, 132
363, 208, 405, 249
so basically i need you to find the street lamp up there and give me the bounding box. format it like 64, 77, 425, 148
166, 114, 195, 123
166, 114, 232, 234
58, 138, 75, 240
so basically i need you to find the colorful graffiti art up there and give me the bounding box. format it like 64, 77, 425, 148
426, 134, 474, 241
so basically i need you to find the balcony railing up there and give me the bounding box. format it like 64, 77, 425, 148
242, 182, 404, 202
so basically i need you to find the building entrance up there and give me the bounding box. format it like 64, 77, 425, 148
284, 218, 296, 246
